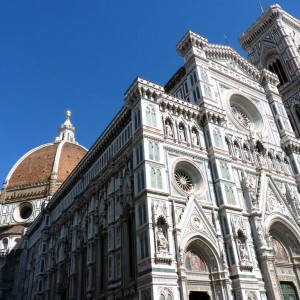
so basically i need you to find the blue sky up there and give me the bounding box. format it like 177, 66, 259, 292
1, 1, 299, 184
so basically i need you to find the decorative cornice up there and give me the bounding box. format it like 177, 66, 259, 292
200, 103, 227, 125
206, 44, 260, 81
239, 4, 282, 49
281, 135, 300, 155
176, 30, 208, 56
175, 30, 261, 83
124, 77, 164, 108
47, 106, 131, 211
260, 68, 280, 86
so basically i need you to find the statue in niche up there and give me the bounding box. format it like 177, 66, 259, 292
256, 223, 267, 247
267, 155, 274, 169
287, 185, 300, 215
165, 120, 173, 137
242, 173, 257, 209
238, 240, 249, 261
280, 182, 286, 197
233, 144, 241, 158
157, 228, 168, 252
243, 147, 251, 161
191, 129, 199, 145
284, 159, 291, 174
255, 149, 264, 165
178, 124, 186, 141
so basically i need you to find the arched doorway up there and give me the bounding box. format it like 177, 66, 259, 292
269, 222, 300, 299
183, 238, 221, 299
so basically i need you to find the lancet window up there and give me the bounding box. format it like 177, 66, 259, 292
268, 58, 288, 86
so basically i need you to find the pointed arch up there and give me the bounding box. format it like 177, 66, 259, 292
184, 236, 221, 273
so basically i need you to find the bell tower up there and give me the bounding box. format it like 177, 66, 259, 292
239, 4, 300, 136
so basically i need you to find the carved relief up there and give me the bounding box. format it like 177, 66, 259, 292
241, 172, 258, 209
266, 188, 287, 215
158, 287, 174, 299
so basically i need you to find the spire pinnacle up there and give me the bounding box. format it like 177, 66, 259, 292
55, 110, 76, 143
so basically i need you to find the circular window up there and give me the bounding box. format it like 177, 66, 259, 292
227, 93, 264, 133
230, 104, 251, 129
174, 170, 193, 192
172, 158, 206, 197
13, 202, 33, 222
20, 205, 32, 219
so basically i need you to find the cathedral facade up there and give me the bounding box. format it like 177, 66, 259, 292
1, 4, 300, 300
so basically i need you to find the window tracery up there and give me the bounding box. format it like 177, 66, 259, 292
174, 169, 193, 192
227, 93, 263, 133
146, 106, 157, 127
231, 104, 251, 130
150, 168, 162, 189
268, 58, 288, 86
172, 158, 206, 197
148, 142, 159, 161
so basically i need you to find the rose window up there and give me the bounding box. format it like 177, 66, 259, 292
174, 169, 194, 192
172, 158, 207, 197
226, 93, 264, 133
230, 104, 251, 129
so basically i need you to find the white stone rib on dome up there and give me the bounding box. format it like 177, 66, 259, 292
4, 143, 53, 184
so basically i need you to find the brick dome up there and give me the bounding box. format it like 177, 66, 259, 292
1, 112, 87, 203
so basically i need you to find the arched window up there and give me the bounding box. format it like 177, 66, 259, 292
268, 58, 288, 86
150, 168, 162, 189
294, 105, 300, 126
137, 170, 145, 192
213, 128, 223, 148
40, 259, 45, 273
134, 109, 141, 130
151, 107, 157, 127
146, 107, 151, 125
154, 143, 160, 161
145, 106, 157, 127
287, 114, 296, 132
139, 231, 149, 259
149, 142, 160, 161
141, 290, 151, 300
2, 238, 8, 250
159, 294, 173, 300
